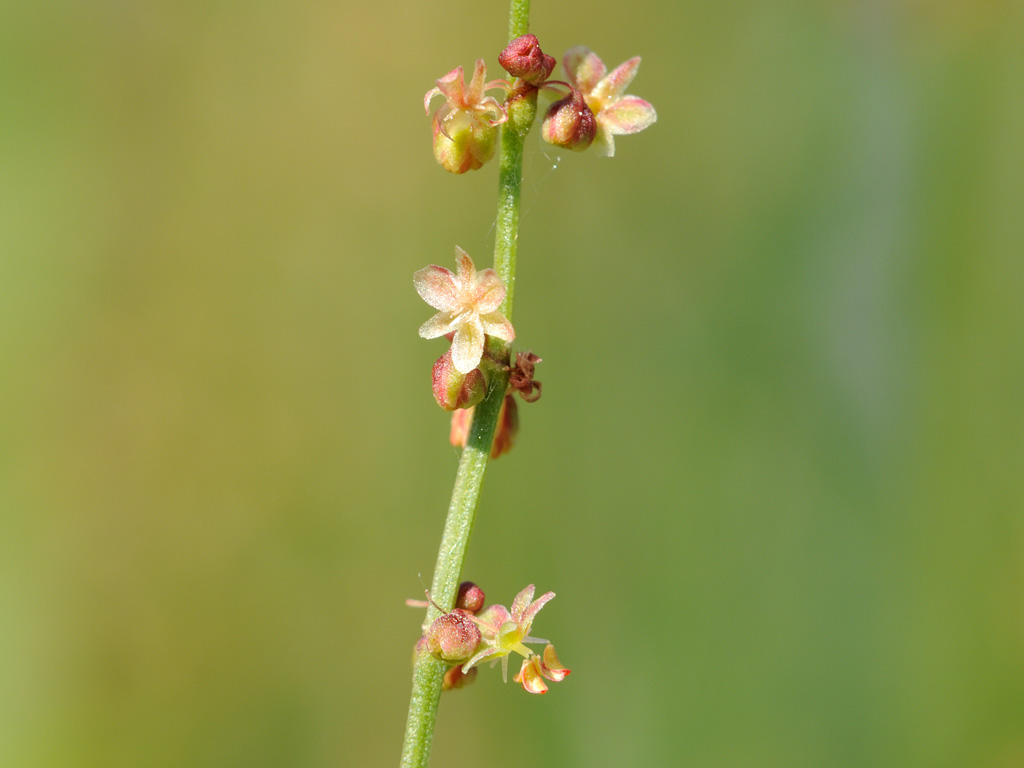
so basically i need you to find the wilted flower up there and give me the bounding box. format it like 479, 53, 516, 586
561, 46, 657, 157
425, 60, 509, 173
513, 644, 571, 694
508, 351, 542, 402
414, 247, 515, 375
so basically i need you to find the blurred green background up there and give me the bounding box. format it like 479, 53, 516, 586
2, 0, 1022, 766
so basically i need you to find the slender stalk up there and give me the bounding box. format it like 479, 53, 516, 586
399, 2, 531, 766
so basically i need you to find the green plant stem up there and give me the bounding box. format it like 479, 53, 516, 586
399, 2, 531, 767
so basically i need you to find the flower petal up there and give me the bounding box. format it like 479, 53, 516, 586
519, 591, 555, 629
424, 86, 442, 115
451, 319, 485, 374
462, 645, 503, 672
479, 311, 514, 342
418, 311, 458, 339
472, 269, 506, 313
414, 265, 461, 311
593, 56, 641, 103
466, 59, 488, 105
598, 95, 657, 136
563, 46, 606, 94
454, 246, 477, 285
592, 125, 617, 157
510, 585, 535, 622
434, 65, 467, 107
514, 656, 549, 694
477, 96, 509, 126
475, 604, 511, 635
540, 644, 570, 682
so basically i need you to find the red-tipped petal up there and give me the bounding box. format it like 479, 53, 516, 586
514, 656, 549, 694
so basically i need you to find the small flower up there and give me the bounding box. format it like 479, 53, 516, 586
463, 584, 555, 682
414, 247, 515, 375
561, 46, 657, 157
424, 60, 509, 173
513, 644, 571, 694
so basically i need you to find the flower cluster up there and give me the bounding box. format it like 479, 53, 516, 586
425, 37, 656, 171
410, 582, 570, 694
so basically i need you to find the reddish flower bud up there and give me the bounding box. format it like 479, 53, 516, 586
425, 608, 482, 664
541, 88, 596, 151
432, 349, 487, 411
499, 34, 556, 86
455, 581, 486, 614
442, 664, 478, 691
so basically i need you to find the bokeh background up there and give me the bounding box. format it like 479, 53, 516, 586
2, 0, 1022, 766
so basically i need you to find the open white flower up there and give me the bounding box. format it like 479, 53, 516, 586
414, 247, 515, 374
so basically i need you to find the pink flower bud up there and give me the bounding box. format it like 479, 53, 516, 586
541, 89, 596, 151
455, 581, 486, 614
498, 34, 556, 86
425, 609, 482, 664
432, 350, 487, 411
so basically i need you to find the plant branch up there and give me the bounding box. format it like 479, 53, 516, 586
399, 1, 531, 766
